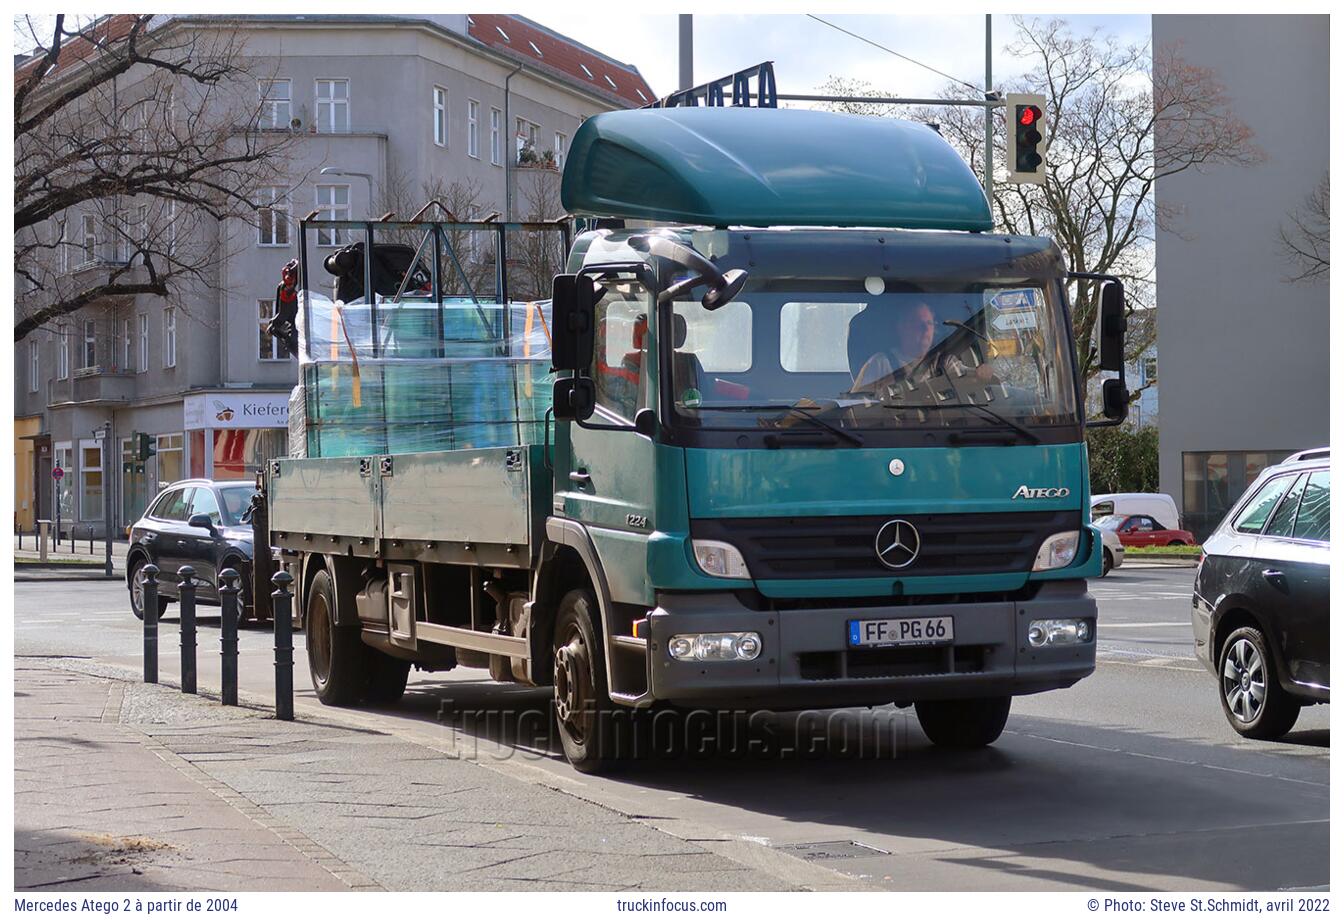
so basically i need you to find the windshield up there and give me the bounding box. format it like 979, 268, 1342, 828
218, 485, 255, 527
666, 277, 1078, 435
1093, 514, 1127, 530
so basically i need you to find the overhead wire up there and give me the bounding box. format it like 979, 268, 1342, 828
806, 14, 983, 93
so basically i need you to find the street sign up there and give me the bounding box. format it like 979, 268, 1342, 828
94, 429, 106, 441
52, 466, 64, 481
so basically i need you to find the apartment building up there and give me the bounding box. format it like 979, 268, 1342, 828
14, 14, 654, 536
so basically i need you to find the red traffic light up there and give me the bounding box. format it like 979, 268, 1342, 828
1019, 106, 1040, 126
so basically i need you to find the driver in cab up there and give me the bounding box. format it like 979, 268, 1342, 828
850, 301, 992, 395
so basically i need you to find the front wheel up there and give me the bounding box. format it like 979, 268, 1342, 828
915, 696, 1012, 749
1219, 626, 1300, 739
552, 588, 628, 773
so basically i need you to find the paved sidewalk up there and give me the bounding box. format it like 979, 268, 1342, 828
15, 659, 792, 892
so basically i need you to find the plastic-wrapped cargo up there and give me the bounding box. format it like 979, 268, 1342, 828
288, 384, 307, 459
293, 292, 554, 459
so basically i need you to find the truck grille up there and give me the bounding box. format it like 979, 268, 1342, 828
690, 510, 1078, 579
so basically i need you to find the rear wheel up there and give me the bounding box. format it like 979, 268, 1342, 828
306, 569, 365, 706
128, 556, 171, 621
552, 588, 628, 772
1219, 626, 1300, 739
915, 696, 1012, 749
1169, 540, 1187, 547
1102, 549, 1114, 576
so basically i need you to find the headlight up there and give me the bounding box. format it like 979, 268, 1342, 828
1032, 530, 1080, 571
691, 539, 751, 579
667, 632, 763, 661
1027, 618, 1093, 647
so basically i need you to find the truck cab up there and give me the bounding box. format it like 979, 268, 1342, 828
267, 106, 1126, 772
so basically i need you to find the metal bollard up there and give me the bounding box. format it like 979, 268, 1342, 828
142, 564, 160, 683
218, 568, 241, 707
38, 521, 50, 563
178, 566, 198, 695
271, 570, 295, 721
88, 526, 94, 555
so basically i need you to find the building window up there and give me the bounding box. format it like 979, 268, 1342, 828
258, 299, 293, 360
28, 340, 39, 392
257, 186, 290, 246
528, 40, 542, 58
315, 79, 349, 133
82, 319, 97, 369
315, 185, 350, 246
1143, 356, 1158, 385
495, 25, 510, 42
604, 74, 618, 91
80, 441, 104, 522
58, 226, 70, 273
490, 108, 502, 166
167, 200, 177, 255
580, 63, 594, 80
122, 318, 133, 372
163, 308, 176, 368
636, 88, 648, 103
467, 100, 480, 158
1182, 449, 1296, 540
81, 214, 97, 265
54, 444, 73, 522
155, 433, 184, 491
137, 313, 149, 373
433, 86, 447, 147
56, 326, 69, 379
258, 79, 292, 129
554, 132, 567, 170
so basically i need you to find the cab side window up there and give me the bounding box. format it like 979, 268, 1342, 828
1292, 471, 1330, 543
590, 282, 652, 422
190, 488, 222, 525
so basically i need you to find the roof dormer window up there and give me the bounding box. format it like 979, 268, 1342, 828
580, 63, 593, 79
636, 88, 648, 101
604, 74, 617, 90
496, 25, 510, 42
528, 40, 542, 57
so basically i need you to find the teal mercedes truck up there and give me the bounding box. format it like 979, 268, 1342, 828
265, 107, 1129, 771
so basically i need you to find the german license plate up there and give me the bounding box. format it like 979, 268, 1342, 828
848, 616, 954, 648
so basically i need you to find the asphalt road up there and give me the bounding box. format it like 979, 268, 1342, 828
14, 563, 1329, 892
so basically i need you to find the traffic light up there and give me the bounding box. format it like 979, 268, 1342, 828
1005, 93, 1047, 185
133, 432, 157, 462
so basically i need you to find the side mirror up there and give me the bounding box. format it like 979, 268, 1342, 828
187, 513, 215, 530
553, 377, 596, 421
551, 274, 596, 372
1100, 377, 1128, 422
1098, 282, 1127, 373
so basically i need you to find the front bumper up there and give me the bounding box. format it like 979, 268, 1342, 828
647, 580, 1096, 709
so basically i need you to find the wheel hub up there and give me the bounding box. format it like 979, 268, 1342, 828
554, 638, 583, 724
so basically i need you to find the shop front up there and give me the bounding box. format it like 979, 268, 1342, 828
183, 391, 290, 484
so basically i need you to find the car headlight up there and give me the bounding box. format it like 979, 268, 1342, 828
691, 539, 751, 580
668, 632, 762, 661
1032, 530, 1080, 571
1027, 618, 1093, 647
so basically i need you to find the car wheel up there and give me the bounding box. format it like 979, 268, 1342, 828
305, 569, 365, 706
1169, 540, 1187, 546
1102, 549, 1114, 576
915, 696, 1012, 749
220, 558, 253, 625
552, 588, 629, 772
128, 556, 170, 621
1218, 625, 1301, 740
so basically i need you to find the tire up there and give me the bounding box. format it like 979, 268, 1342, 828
1102, 549, 1114, 577
1218, 625, 1301, 740
128, 556, 171, 621
220, 558, 254, 626
305, 569, 365, 706
915, 696, 1012, 749
552, 588, 628, 773
364, 649, 411, 704
1169, 540, 1187, 547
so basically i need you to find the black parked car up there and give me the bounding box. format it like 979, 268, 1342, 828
1192, 448, 1330, 739
127, 479, 259, 621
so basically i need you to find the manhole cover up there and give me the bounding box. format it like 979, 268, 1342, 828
772, 840, 890, 860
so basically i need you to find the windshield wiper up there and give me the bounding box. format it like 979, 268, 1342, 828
687, 403, 864, 446
884, 399, 1040, 445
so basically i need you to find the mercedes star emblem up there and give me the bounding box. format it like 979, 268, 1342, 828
874, 519, 920, 569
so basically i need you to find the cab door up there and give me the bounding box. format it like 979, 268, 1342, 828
553, 269, 657, 608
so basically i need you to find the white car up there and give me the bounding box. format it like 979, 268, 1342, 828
1099, 526, 1125, 576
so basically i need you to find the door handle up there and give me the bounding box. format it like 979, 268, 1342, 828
1262, 568, 1287, 587
569, 469, 592, 485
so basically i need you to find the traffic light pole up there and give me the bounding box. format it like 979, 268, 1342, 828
100, 422, 113, 576
984, 14, 993, 208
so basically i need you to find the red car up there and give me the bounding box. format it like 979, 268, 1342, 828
1096, 513, 1196, 548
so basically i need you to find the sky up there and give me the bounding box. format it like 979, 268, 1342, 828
517, 12, 1152, 101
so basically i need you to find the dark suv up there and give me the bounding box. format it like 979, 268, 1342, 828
126, 479, 259, 621
1192, 448, 1330, 739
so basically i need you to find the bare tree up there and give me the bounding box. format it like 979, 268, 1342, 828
817, 18, 1262, 402
1279, 173, 1329, 284
809, 76, 904, 118
510, 165, 567, 303
14, 14, 297, 341
377, 169, 499, 299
